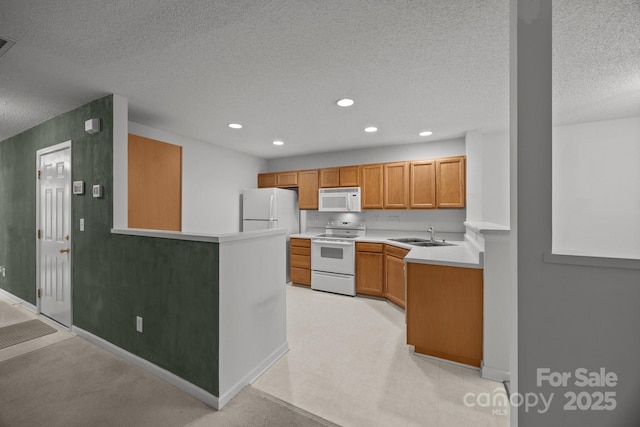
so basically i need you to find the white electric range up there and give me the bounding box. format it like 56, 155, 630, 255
310, 221, 366, 296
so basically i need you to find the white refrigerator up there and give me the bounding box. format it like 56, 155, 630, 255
242, 188, 300, 281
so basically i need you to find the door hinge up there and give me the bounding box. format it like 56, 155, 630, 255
37, 288, 41, 299
37, 170, 41, 180
37, 229, 42, 239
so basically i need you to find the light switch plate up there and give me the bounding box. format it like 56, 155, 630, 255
80, 218, 84, 231
92, 184, 103, 198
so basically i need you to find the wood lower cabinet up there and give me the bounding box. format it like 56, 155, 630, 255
298, 170, 319, 210
384, 245, 409, 308
290, 238, 311, 286
355, 242, 384, 296
406, 262, 483, 367
436, 156, 465, 208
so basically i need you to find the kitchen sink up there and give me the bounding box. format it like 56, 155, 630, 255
389, 237, 429, 243
389, 237, 455, 247
411, 241, 456, 247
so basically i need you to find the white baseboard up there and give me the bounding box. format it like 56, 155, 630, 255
72, 326, 220, 409
0, 288, 37, 313
218, 341, 289, 408
481, 362, 510, 382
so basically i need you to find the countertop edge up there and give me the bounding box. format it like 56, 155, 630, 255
111, 228, 286, 243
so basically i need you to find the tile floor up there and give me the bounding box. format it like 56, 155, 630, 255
253, 284, 510, 427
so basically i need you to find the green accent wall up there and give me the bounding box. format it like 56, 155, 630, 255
0, 95, 219, 395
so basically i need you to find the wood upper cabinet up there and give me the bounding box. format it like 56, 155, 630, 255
360, 164, 384, 209
290, 238, 311, 286
298, 170, 319, 210
276, 171, 298, 188
406, 262, 483, 367
356, 242, 384, 296
384, 162, 409, 209
319, 168, 339, 188
384, 245, 409, 308
258, 173, 277, 188
339, 166, 360, 187
320, 166, 360, 188
436, 156, 465, 208
410, 160, 436, 209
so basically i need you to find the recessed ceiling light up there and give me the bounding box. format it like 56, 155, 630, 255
228, 123, 243, 129
419, 130, 433, 136
273, 140, 284, 146
336, 98, 355, 107
364, 127, 378, 133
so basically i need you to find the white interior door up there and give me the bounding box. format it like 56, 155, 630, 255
38, 142, 72, 327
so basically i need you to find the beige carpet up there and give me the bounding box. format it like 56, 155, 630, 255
0, 319, 56, 349
0, 337, 338, 427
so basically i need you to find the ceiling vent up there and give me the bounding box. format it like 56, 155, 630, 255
0, 35, 16, 59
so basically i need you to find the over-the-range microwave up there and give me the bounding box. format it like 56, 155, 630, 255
318, 187, 362, 212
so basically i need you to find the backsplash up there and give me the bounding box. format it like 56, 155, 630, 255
303, 209, 466, 233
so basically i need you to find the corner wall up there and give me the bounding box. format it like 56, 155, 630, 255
0, 96, 221, 396
513, 3, 640, 426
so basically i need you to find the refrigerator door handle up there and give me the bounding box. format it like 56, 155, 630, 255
269, 194, 275, 220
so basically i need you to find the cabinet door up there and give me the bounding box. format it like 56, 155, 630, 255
385, 246, 409, 308
360, 164, 384, 209
384, 162, 409, 208
410, 160, 436, 208
436, 157, 465, 208
356, 243, 384, 296
258, 173, 277, 188
339, 166, 360, 187
298, 170, 319, 210
406, 262, 483, 367
277, 171, 298, 187
319, 168, 339, 188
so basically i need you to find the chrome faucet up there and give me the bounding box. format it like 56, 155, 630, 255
426, 226, 435, 242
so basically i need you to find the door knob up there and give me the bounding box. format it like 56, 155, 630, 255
59, 248, 70, 253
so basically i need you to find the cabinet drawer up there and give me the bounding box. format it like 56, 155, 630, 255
290, 238, 311, 248
356, 242, 383, 253
291, 246, 310, 256
291, 254, 311, 269
385, 244, 410, 259
291, 267, 311, 285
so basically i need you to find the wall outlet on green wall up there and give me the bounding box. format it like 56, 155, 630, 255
0, 266, 5, 277
136, 316, 143, 333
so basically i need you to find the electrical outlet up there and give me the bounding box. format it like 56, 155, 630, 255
136, 316, 143, 333
0, 266, 5, 277
80, 218, 85, 231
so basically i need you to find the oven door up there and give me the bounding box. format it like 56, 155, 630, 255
311, 239, 355, 275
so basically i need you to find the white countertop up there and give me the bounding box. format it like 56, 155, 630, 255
111, 227, 286, 243
291, 229, 483, 269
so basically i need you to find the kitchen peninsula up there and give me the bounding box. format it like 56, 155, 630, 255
75, 227, 289, 410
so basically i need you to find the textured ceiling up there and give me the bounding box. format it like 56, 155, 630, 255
0, 1, 637, 159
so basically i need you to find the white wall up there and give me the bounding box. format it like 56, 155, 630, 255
465, 130, 484, 222
481, 131, 510, 227
553, 116, 640, 259
465, 130, 510, 227
128, 122, 266, 234
514, 3, 640, 426
112, 94, 128, 229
